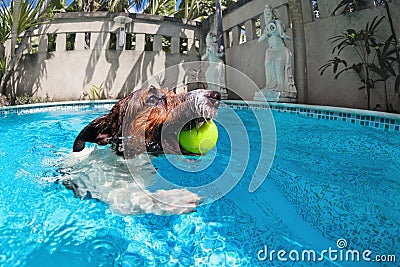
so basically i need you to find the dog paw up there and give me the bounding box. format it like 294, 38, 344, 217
151, 189, 203, 215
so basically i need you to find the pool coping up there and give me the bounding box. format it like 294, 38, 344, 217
224, 100, 400, 132
225, 100, 400, 120
1, 99, 400, 132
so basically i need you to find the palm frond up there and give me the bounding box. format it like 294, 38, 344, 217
0, 0, 12, 43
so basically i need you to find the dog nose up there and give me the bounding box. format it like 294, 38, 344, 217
205, 91, 221, 101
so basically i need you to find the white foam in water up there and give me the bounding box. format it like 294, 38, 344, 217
61, 146, 202, 215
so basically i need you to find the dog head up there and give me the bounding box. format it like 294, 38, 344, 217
122, 86, 221, 157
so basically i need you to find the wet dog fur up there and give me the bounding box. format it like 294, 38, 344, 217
73, 86, 221, 158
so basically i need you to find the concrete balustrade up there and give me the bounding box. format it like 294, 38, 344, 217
10, 12, 201, 100
27, 18, 198, 54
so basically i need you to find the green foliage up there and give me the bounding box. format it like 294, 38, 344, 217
175, 0, 213, 21
370, 35, 397, 80
0, 0, 12, 44
140, 0, 237, 21
84, 82, 105, 100
380, 0, 400, 96
93, 0, 137, 12
173, 0, 238, 21
0, 54, 6, 76
161, 36, 171, 52
144, 0, 176, 15
0, 0, 54, 95
320, 16, 385, 76
29, 35, 39, 54
66, 33, 76, 51
14, 93, 52, 105
13, 0, 54, 35
47, 34, 57, 52
319, 16, 386, 110
65, 0, 237, 21
108, 0, 131, 12
67, 0, 145, 12
50, 0, 68, 12
321, 14, 400, 112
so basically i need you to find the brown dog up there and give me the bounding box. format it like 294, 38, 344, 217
73, 86, 221, 157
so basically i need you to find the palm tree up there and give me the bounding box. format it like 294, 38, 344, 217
144, 0, 176, 15
287, 0, 307, 103
10, 0, 21, 58
0, 0, 53, 96
0, 1, 11, 80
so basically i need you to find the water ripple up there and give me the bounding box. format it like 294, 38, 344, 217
85, 238, 123, 265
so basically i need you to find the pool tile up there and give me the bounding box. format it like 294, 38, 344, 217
3, 100, 400, 133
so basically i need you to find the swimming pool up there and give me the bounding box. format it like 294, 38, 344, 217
0, 101, 399, 266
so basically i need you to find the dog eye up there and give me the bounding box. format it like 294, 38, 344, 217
146, 95, 158, 104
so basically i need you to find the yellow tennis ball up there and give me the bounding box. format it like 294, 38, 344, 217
179, 120, 218, 154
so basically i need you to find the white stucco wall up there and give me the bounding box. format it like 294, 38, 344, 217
12, 12, 201, 100
203, 0, 400, 110
202, 0, 293, 100
304, 1, 400, 110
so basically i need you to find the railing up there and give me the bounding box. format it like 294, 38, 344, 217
6, 12, 203, 100
221, 0, 290, 48
20, 12, 201, 56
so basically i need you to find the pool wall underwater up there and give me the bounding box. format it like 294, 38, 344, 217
1, 100, 399, 267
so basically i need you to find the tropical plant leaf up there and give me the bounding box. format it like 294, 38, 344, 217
357, 79, 374, 90
368, 16, 384, 34
346, 29, 357, 39
319, 62, 332, 75
365, 21, 370, 34
10, 0, 53, 36
382, 36, 394, 54
0, 0, 12, 43
328, 35, 347, 43
365, 43, 371, 55
336, 44, 350, 56
331, 0, 353, 16
319, 57, 348, 76
0, 54, 6, 75
334, 66, 352, 79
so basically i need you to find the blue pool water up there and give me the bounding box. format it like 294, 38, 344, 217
0, 106, 399, 266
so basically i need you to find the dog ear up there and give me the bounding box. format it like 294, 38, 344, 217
73, 115, 110, 152
72, 92, 135, 153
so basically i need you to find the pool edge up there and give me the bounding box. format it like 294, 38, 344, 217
1, 99, 400, 132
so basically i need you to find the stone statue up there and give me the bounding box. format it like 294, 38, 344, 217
202, 33, 228, 99
254, 4, 297, 102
